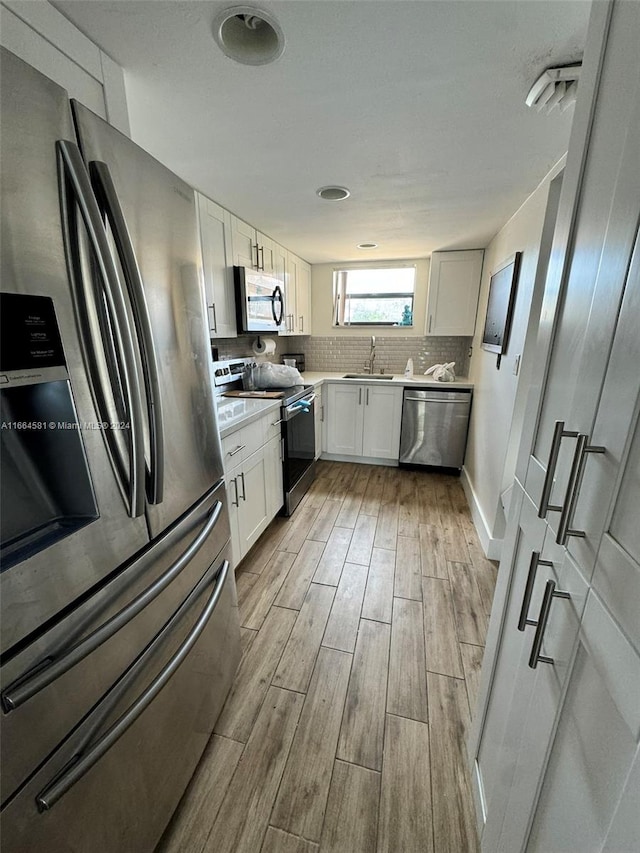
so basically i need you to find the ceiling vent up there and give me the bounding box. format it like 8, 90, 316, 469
526, 64, 581, 113
213, 6, 285, 65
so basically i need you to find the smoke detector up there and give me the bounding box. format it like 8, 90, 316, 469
213, 6, 285, 65
526, 64, 581, 113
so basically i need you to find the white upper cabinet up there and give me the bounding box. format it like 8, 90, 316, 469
196, 194, 236, 338
426, 249, 483, 336
229, 215, 276, 274
280, 251, 311, 336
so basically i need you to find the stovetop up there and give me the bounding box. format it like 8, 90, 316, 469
212, 357, 312, 406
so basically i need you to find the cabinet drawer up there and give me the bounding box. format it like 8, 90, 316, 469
221, 417, 266, 471
264, 410, 284, 443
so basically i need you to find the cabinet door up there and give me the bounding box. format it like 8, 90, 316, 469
197, 194, 236, 338
225, 470, 242, 569
484, 543, 589, 853
236, 446, 269, 556
325, 383, 364, 456
280, 251, 298, 336
256, 231, 275, 275
264, 434, 284, 518
230, 215, 257, 269
362, 384, 403, 459
314, 388, 323, 459
426, 250, 483, 336
525, 591, 640, 853
522, 2, 640, 527
296, 258, 311, 335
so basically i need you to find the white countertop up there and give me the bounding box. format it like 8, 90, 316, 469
303, 371, 474, 390
216, 395, 281, 438
215, 372, 473, 437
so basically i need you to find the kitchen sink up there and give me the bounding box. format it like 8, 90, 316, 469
342, 373, 394, 380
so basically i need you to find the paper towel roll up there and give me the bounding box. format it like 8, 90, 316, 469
252, 336, 276, 356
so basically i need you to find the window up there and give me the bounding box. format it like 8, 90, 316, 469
333, 266, 416, 326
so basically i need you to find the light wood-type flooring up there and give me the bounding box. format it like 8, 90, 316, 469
158, 461, 497, 853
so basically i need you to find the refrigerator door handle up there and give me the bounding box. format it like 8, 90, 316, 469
89, 160, 165, 505
1, 500, 224, 713
56, 140, 145, 518
35, 558, 230, 812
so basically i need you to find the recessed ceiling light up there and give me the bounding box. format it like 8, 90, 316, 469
213, 6, 285, 66
316, 186, 351, 201
357, 242, 378, 249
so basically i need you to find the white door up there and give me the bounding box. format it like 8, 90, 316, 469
230, 215, 257, 269
296, 258, 311, 335
197, 194, 236, 338
325, 383, 364, 456
264, 434, 284, 518
525, 589, 640, 852
237, 446, 269, 556
426, 249, 483, 336
256, 231, 275, 275
362, 384, 403, 459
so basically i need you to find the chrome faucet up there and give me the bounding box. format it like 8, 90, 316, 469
365, 335, 376, 374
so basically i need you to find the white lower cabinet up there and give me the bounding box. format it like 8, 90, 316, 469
325, 382, 402, 461
265, 434, 284, 518
222, 411, 284, 568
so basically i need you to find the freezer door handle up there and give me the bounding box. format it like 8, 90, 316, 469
56, 140, 145, 518
1, 500, 224, 713
35, 558, 230, 812
90, 160, 165, 505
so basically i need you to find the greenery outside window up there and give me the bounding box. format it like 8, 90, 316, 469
333, 265, 416, 326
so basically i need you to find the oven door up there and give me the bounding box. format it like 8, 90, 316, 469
282, 393, 316, 515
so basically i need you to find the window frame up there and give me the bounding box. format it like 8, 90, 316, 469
332, 263, 417, 328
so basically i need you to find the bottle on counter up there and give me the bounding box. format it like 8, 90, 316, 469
404, 358, 414, 378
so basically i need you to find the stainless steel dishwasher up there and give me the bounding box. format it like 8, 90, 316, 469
399, 387, 472, 469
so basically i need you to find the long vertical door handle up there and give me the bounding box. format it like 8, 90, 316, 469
57, 140, 145, 517
528, 580, 571, 668
517, 551, 554, 631
89, 161, 165, 505
538, 421, 579, 518
556, 433, 606, 545
208, 303, 218, 334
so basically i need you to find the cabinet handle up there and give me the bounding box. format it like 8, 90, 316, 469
538, 421, 579, 518
299, 315, 304, 332
528, 580, 571, 668
290, 313, 294, 333
358, 388, 362, 406
320, 405, 324, 423
517, 551, 554, 631
428, 314, 433, 333
252, 243, 260, 269
208, 303, 217, 333
258, 245, 265, 271
239, 471, 246, 501
228, 444, 246, 457
231, 477, 239, 507
556, 433, 605, 545
271, 418, 284, 427
366, 388, 370, 406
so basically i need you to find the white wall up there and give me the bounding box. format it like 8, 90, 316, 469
311, 259, 430, 336
463, 160, 564, 557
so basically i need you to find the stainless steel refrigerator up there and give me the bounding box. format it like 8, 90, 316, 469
0, 47, 240, 851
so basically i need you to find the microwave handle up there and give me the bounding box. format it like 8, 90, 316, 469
272, 285, 284, 326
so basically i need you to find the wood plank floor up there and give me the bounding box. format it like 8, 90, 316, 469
158, 462, 497, 853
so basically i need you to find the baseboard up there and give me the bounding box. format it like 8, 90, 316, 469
460, 467, 503, 561
320, 453, 397, 467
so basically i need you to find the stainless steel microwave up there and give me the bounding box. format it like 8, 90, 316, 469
234, 266, 284, 333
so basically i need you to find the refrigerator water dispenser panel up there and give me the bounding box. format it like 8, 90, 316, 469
0, 294, 98, 570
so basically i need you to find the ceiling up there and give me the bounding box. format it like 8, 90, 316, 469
52, 0, 590, 264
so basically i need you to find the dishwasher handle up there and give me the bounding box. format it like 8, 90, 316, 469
404, 395, 470, 405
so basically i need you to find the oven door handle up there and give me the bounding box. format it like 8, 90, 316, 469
284, 395, 315, 420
